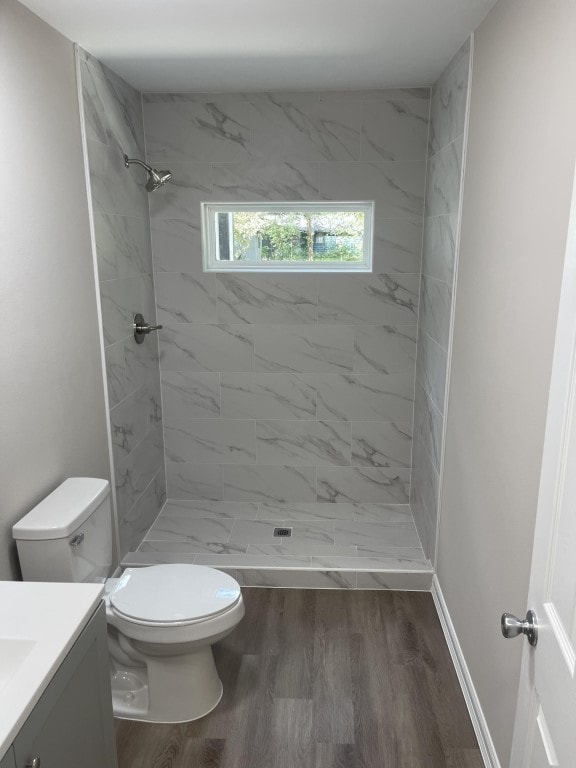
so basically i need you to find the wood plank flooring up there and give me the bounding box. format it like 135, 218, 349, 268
115, 589, 482, 768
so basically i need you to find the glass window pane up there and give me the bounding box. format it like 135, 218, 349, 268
203, 202, 373, 272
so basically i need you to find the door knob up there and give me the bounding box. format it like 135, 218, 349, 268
133, 313, 163, 344
501, 610, 538, 647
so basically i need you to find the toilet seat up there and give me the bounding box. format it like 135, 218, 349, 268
108, 564, 241, 627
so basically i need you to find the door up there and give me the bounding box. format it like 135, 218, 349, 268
509, 167, 576, 767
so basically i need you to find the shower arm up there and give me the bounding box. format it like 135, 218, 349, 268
124, 155, 153, 172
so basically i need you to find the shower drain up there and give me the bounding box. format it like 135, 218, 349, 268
273, 527, 292, 537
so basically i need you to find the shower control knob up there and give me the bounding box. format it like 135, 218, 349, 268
133, 313, 163, 344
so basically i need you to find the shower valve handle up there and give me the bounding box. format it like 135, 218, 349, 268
133, 313, 163, 344
140, 322, 163, 332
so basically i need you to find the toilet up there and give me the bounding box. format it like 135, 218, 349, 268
13, 478, 244, 724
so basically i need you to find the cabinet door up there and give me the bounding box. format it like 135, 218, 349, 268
0, 748, 16, 768
13, 603, 117, 768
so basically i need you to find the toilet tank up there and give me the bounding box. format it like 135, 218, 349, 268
13, 478, 113, 583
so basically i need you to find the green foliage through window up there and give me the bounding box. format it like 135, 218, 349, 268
231, 211, 364, 263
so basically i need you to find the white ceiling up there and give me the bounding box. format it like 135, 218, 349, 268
19, 0, 496, 92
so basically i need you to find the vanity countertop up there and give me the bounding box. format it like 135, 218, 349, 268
0, 581, 104, 760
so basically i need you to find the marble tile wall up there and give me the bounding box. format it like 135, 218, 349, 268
411, 40, 471, 560
142, 88, 431, 521
78, 49, 166, 556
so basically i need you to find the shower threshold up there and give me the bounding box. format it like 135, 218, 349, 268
123, 500, 433, 591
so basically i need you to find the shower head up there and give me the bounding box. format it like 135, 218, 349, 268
124, 155, 172, 192
146, 167, 172, 192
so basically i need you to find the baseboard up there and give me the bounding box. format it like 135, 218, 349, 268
431, 575, 501, 768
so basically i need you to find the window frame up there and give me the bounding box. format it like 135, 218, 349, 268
201, 201, 374, 273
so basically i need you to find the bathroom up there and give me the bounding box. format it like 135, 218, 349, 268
2, 0, 576, 765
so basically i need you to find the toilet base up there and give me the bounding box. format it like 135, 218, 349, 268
110, 644, 225, 723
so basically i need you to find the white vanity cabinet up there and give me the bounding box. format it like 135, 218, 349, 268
8, 603, 117, 768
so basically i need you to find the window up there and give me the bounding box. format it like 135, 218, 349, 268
202, 202, 374, 272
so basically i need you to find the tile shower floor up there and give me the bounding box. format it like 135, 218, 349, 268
123, 501, 433, 589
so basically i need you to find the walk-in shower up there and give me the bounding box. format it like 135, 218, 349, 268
78, 38, 471, 590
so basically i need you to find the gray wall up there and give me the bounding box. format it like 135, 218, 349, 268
411, 41, 470, 559
78, 50, 166, 556
142, 90, 429, 511
437, 0, 576, 762
0, 0, 110, 579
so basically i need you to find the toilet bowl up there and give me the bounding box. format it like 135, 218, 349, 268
104, 564, 244, 722
12, 478, 245, 723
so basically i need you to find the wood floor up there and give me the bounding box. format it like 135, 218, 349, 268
115, 589, 483, 768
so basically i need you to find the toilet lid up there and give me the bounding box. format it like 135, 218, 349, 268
108, 564, 241, 624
